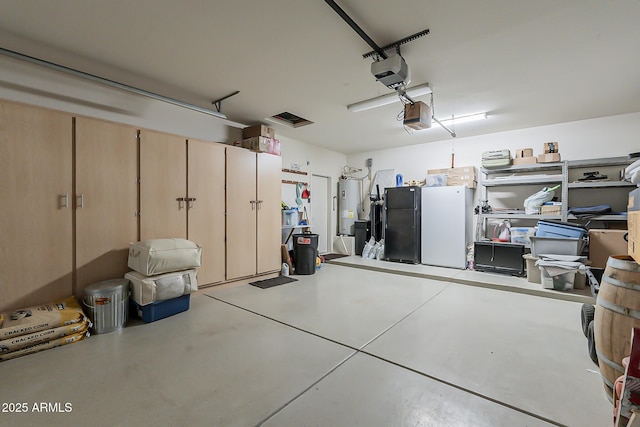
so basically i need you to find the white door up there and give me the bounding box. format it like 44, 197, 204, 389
311, 174, 330, 254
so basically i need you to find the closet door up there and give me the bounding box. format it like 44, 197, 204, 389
256, 153, 282, 274
139, 130, 187, 240
187, 140, 225, 285
74, 117, 138, 295
226, 146, 257, 280
0, 101, 73, 311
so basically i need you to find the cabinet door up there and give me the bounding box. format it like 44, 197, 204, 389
0, 101, 73, 311
140, 130, 187, 240
75, 117, 138, 295
226, 147, 257, 280
257, 153, 282, 274
187, 140, 225, 285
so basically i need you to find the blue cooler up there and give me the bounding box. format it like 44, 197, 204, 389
131, 294, 190, 323
535, 220, 588, 239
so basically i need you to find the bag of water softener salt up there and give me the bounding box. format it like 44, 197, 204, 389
362, 237, 376, 259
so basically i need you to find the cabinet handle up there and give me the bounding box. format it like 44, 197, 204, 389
249, 200, 256, 210
257, 200, 263, 210
176, 197, 185, 210
76, 194, 84, 209
333, 196, 337, 211
59, 193, 69, 209
186, 197, 196, 210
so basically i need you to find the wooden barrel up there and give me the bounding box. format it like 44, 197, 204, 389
594, 255, 640, 398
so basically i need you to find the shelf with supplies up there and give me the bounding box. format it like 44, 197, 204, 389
477, 156, 635, 238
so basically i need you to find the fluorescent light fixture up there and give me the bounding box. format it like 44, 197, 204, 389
347, 83, 431, 112
434, 112, 487, 126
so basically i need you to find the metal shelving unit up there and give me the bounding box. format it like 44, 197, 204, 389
477, 156, 634, 239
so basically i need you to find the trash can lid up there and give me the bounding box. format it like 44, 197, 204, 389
84, 279, 130, 296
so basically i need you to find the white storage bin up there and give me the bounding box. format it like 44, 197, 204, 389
540, 267, 575, 291
128, 239, 201, 276
530, 236, 586, 257
511, 227, 536, 247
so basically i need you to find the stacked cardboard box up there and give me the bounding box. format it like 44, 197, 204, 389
236, 124, 281, 156
513, 147, 537, 165
427, 166, 477, 189
538, 141, 561, 163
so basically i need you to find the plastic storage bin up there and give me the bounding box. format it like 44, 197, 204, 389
511, 227, 536, 247
530, 236, 586, 257
540, 267, 576, 291
535, 220, 588, 239
523, 254, 541, 283
282, 209, 299, 226
131, 294, 190, 323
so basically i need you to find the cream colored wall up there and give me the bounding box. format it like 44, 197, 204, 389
346, 113, 640, 185
279, 135, 347, 238
346, 113, 640, 239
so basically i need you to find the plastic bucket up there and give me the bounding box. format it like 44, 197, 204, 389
83, 279, 130, 334
594, 256, 640, 397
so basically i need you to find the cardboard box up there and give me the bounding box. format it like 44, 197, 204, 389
513, 156, 537, 165
544, 142, 559, 153
427, 166, 477, 178
629, 188, 640, 264
588, 229, 629, 268
537, 153, 561, 163
540, 204, 561, 215
241, 136, 269, 152
515, 148, 533, 158
403, 101, 432, 130
243, 124, 275, 139
446, 178, 476, 189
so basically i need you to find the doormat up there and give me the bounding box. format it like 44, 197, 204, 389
249, 276, 298, 289
322, 253, 350, 261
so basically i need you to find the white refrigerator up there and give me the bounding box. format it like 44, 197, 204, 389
421, 186, 473, 269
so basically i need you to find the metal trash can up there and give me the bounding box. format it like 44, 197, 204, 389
83, 279, 130, 334
293, 233, 319, 275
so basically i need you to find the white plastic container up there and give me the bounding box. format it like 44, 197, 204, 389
540, 267, 576, 291
511, 227, 536, 247
530, 236, 586, 257
282, 209, 298, 226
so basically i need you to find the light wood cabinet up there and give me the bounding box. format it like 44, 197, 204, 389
139, 130, 187, 240
187, 139, 225, 285
74, 117, 138, 296
0, 101, 73, 312
226, 147, 282, 281
139, 131, 226, 286
257, 152, 283, 274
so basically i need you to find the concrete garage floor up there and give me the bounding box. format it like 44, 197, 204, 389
0, 262, 609, 427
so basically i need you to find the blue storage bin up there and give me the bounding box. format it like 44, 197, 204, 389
535, 220, 587, 239
132, 294, 190, 323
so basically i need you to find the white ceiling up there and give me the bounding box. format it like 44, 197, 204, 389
1, 0, 639, 154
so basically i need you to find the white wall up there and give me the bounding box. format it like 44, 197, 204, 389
279, 135, 347, 239
346, 113, 640, 184
346, 113, 640, 238
0, 55, 244, 142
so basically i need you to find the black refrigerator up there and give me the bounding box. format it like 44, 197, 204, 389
383, 186, 421, 263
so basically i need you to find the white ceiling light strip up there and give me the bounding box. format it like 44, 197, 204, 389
347, 83, 432, 112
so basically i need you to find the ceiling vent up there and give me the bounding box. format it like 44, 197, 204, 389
266, 112, 314, 128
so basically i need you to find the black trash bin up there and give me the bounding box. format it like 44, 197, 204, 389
293, 233, 319, 275
354, 220, 371, 255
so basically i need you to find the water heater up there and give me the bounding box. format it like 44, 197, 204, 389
338, 178, 361, 235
